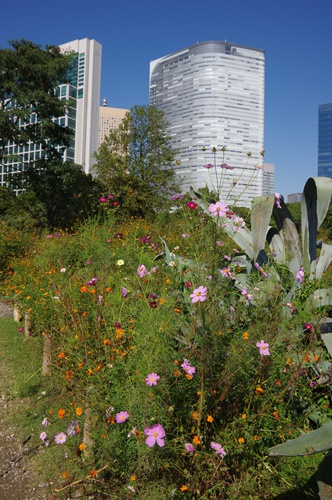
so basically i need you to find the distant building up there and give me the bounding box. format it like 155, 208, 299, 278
262, 163, 275, 195
98, 99, 128, 147
0, 37, 102, 190
149, 40, 265, 207
318, 103, 332, 178
287, 193, 302, 203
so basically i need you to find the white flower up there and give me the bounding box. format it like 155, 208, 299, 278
60, 268, 66, 273
116, 259, 124, 266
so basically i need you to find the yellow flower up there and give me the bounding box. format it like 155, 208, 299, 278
243, 331, 249, 339
130, 475, 136, 481
255, 387, 264, 395
76, 407, 83, 416
180, 485, 188, 491
116, 259, 124, 266
241, 413, 247, 419
207, 415, 214, 423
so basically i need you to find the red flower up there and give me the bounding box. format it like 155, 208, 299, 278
186, 201, 197, 210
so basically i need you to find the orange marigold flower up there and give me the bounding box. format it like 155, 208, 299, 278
207, 415, 214, 423
57, 352, 65, 359
243, 332, 249, 339
105, 287, 112, 292
255, 387, 264, 395
62, 470, 68, 479
273, 411, 280, 420
166, 279, 171, 284
303, 354, 310, 362
241, 413, 247, 419
81, 311, 88, 317
90, 470, 97, 477
192, 412, 199, 420
103, 339, 111, 345
89, 289, 96, 294
173, 370, 181, 377
80, 286, 88, 293
193, 435, 201, 445
49, 409, 54, 416
238, 437, 245, 444
58, 408, 66, 418
314, 355, 319, 362
180, 485, 188, 491
159, 297, 166, 305
76, 407, 83, 416
185, 374, 192, 380
66, 370, 72, 379
130, 475, 136, 481
174, 308, 181, 314
79, 443, 86, 451
253, 435, 259, 441
86, 368, 93, 376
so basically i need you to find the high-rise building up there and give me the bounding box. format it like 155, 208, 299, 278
0, 37, 101, 190
262, 163, 275, 195
318, 103, 332, 178
287, 193, 302, 203
98, 99, 128, 147
58, 38, 102, 173
149, 41, 265, 207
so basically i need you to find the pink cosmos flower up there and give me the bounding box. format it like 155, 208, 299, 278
296, 267, 305, 283
42, 418, 50, 426
233, 216, 245, 232
208, 201, 229, 217
116, 411, 129, 424
185, 443, 195, 453
256, 340, 270, 356
210, 441, 226, 457
220, 163, 234, 170
145, 373, 160, 386
144, 423, 165, 447
304, 323, 313, 331
54, 432, 67, 444
137, 264, 147, 277
186, 201, 197, 210
40, 431, 47, 441
190, 286, 208, 303
181, 359, 196, 376
275, 193, 282, 209
203, 163, 215, 169
99, 197, 108, 203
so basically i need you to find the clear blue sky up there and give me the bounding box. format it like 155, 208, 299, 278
1, 0, 332, 199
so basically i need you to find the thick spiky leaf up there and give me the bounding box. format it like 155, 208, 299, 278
251, 195, 275, 260
301, 177, 332, 273
311, 289, 332, 308
266, 227, 286, 264
320, 318, 332, 358
268, 420, 332, 456
316, 243, 332, 280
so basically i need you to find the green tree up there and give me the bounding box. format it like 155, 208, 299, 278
17, 161, 103, 230
93, 105, 180, 217
0, 39, 73, 168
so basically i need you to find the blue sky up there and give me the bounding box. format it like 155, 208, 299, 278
1, 0, 332, 198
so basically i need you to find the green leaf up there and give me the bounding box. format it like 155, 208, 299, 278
251, 195, 275, 260
268, 420, 332, 456
316, 243, 332, 280
266, 227, 286, 264
320, 318, 332, 358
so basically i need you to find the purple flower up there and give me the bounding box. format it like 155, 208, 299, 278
275, 193, 282, 209
208, 201, 229, 217
55, 432, 67, 444
210, 441, 226, 457
99, 197, 107, 203
149, 301, 158, 308
181, 359, 196, 377
184, 280, 193, 289
42, 418, 50, 426
296, 267, 305, 283
171, 194, 184, 201
203, 163, 215, 169
116, 411, 129, 424
186, 201, 197, 210
233, 216, 245, 232
40, 431, 47, 441
220, 163, 234, 170
190, 286, 208, 303
87, 277, 98, 286
304, 323, 313, 331
144, 423, 165, 447
114, 233, 124, 239
256, 340, 270, 356
145, 373, 160, 386
137, 264, 147, 277
310, 381, 317, 387
67, 420, 78, 437
216, 240, 224, 246
121, 287, 128, 298
185, 443, 195, 453
254, 262, 269, 279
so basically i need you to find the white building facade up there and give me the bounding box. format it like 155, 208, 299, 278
59, 38, 102, 173
149, 41, 265, 207
98, 100, 128, 147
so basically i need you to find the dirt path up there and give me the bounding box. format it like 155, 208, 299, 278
0, 304, 53, 499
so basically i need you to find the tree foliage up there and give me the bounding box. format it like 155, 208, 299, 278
0, 39, 73, 165
16, 161, 103, 230
93, 105, 180, 216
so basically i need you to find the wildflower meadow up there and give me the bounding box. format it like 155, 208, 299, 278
1, 165, 332, 498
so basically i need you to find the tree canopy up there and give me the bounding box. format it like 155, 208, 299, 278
93, 105, 180, 216
0, 39, 73, 166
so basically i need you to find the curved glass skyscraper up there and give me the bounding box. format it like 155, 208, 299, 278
149, 41, 265, 207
